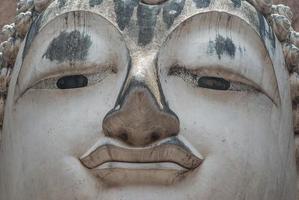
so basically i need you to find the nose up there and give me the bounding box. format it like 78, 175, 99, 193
102, 82, 180, 147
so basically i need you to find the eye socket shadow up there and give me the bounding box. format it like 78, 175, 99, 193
197, 76, 230, 90
57, 75, 88, 89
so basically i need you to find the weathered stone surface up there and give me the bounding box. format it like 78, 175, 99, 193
0, 0, 298, 199
0, 0, 297, 199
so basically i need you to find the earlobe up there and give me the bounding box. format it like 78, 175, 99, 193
0, 97, 4, 127
295, 135, 299, 195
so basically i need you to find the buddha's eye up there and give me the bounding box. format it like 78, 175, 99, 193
57, 75, 88, 89
168, 66, 256, 92
32, 69, 112, 90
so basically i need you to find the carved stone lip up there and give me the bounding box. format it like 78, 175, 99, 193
80, 136, 204, 170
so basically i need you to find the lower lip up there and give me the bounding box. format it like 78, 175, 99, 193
90, 162, 191, 185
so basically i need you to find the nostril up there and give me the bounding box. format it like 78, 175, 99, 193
118, 133, 129, 142
151, 132, 160, 142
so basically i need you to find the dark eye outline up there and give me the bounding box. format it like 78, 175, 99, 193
167, 65, 257, 92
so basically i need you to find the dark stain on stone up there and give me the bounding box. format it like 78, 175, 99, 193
43, 30, 92, 62
231, 0, 241, 8
258, 12, 276, 50
239, 6, 276, 51
214, 35, 236, 59
238, 46, 243, 55
268, 27, 276, 50
268, 21, 276, 49
89, 0, 103, 7
23, 13, 43, 60
58, 0, 66, 8
137, 4, 161, 46
207, 40, 215, 55
258, 13, 266, 42
114, 0, 139, 31
243, 5, 259, 29
163, 0, 186, 28
193, 0, 210, 8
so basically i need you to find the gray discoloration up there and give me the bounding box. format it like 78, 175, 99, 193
242, 7, 275, 50
242, 5, 259, 29
137, 4, 161, 46
43, 30, 92, 62
89, 0, 103, 7
163, 0, 185, 28
258, 13, 266, 42
268, 27, 276, 50
207, 40, 215, 55
231, 0, 241, 8
215, 35, 236, 59
192, 0, 210, 8
114, 0, 139, 31
22, 14, 43, 60
238, 46, 243, 55
58, 0, 66, 8
258, 13, 276, 49
208, 35, 236, 59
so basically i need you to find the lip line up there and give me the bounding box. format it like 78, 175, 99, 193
93, 161, 188, 171
80, 136, 204, 170
87, 160, 190, 170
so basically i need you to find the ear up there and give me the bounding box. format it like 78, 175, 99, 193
295, 135, 299, 196
292, 80, 299, 195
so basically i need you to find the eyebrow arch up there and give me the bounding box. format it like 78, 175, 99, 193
167, 64, 280, 105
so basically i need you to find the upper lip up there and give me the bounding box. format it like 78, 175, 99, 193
80, 136, 204, 170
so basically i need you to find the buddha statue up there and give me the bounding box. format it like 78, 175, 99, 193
0, 0, 298, 199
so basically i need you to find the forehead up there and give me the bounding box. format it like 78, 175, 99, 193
22, 0, 276, 58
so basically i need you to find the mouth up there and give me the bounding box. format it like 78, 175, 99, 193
80, 136, 204, 185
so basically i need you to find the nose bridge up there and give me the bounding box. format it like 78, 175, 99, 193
102, 53, 180, 147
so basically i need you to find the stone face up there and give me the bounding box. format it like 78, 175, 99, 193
0, 0, 297, 199
0, 0, 299, 199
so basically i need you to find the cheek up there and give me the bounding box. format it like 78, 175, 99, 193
1, 76, 124, 199
12, 76, 119, 156
162, 77, 283, 166
159, 78, 292, 198
3, 80, 120, 199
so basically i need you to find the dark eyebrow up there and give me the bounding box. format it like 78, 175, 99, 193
42, 30, 92, 63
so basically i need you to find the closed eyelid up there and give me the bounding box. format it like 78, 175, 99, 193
15, 64, 117, 101
167, 65, 279, 105
168, 66, 258, 87
31, 68, 115, 90
33, 64, 114, 85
